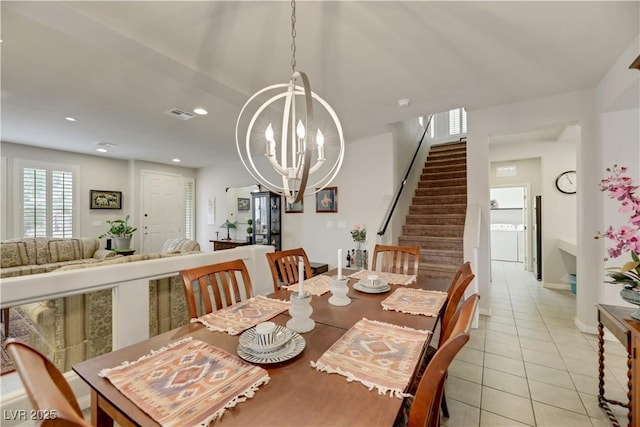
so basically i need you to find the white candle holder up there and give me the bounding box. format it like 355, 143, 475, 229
287, 292, 315, 333
328, 277, 351, 306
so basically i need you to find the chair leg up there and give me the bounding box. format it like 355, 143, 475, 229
441, 389, 450, 418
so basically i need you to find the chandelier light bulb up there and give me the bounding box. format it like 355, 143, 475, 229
316, 129, 324, 146
296, 120, 306, 139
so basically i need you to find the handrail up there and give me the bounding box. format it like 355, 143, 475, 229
377, 115, 433, 236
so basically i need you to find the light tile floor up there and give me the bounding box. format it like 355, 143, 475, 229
442, 261, 630, 427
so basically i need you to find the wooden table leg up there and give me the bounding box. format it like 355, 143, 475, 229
598, 318, 629, 427
91, 391, 114, 427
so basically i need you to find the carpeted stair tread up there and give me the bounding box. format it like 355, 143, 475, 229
415, 186, 467, 197
412, 195, 467, 205
420, 170, 466, 180
418, 178, 467, 188
406, 214, 466, 226
402, 224, 464, 238
409, 204, 467, 215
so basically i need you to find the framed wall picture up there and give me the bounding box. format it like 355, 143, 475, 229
90, 190, 122, 209
285, 199, 304, 213
316, 187, 338, 213
237, 197, 250, 211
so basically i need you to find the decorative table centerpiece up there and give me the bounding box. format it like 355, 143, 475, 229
595, 165, 640, 319
350, 224, 366, 270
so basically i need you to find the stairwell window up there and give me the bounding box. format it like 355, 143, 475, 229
448, 108, 467, 135
20, 161, 77, 238
429, 108, 467, 142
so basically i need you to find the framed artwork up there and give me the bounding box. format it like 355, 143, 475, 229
285, 199, 304, 213
90, 190, 122, 209
316, 187, 338, 213
237, 198, 250, 211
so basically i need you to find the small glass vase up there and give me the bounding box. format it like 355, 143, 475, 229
355, 242, 364, 270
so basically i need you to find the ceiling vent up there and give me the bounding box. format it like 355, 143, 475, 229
165, 108, 195, 120
95, 141, 116, 149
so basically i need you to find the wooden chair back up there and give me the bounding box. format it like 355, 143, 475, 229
179, 259, 254, 318
408, 294, 479, 427
371, 244, 420, 275
446, 262, 472, 295
440, 266, 474, 346
4, 339, 91, 427
407, 333, 470, 427
266, 248, 313, 292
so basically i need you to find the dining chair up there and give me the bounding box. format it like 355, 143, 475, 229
4, 338, 91, 427
406, 294, 479, 427
266, 248, 314, 292
421, 266, 475, 417
179, 258, 254, 318
371, 244, 420, 275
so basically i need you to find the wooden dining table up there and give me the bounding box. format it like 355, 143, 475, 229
73, 270, 449, 426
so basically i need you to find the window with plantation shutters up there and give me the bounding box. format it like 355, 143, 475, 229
20, 162, 76, 237
429, 108, 467, 141
184, 178, 195, 240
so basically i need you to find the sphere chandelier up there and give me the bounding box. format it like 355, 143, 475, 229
235, 0, 345, 204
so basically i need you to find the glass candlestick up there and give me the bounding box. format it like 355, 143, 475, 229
328, 277, 351, 306
287, 292, 315, 333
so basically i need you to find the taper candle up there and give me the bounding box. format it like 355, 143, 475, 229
298, 259, 305, 297
338, 249, 342, 279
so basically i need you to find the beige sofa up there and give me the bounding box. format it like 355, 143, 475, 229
0, 237, 116, 278
1, 237, 200, 372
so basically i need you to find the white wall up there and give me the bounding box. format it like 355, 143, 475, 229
489, 133, 577, 287
468, 89, 596, 320
195, 133, 395, 268
0, 142, 197, 247
598, 108, 640, 307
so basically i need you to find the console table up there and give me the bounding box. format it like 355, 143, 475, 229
210, 239, 250, 251
596, 304, 639, 427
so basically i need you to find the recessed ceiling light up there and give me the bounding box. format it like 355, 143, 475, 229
96, 148, 108, 153
193, 108, 208, 115
65, 116, 77, 122
172, 158, 181, 163
397, 98, 411, 107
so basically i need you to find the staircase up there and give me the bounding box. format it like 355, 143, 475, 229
398, 141, 467, 281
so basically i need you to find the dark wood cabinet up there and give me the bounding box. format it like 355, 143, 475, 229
210, 240, 250, 251
251, 191, 281, 251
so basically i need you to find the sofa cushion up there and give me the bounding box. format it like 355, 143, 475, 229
48, 239, 82, 262
79, 238, 100, 259
1, 241, 29, 268
34, 238, 52, 264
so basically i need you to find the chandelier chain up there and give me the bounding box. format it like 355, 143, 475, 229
290, 0, 297, 72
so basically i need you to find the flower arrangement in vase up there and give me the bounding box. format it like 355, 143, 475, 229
595, 165, 640, 316
350, 225, 366, 269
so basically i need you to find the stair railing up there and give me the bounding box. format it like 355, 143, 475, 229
377, 115, 433, 236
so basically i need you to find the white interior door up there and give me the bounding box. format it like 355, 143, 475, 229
141, 171, 183, 253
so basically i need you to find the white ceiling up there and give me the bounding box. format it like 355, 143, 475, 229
1, 1, 638, 168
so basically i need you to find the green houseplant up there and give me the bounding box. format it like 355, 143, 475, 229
99, 215, 137, 250
246, 219, 253, 243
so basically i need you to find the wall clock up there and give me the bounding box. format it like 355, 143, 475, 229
555, 170, 577, 194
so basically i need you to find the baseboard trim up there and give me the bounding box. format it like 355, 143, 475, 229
543, 282, 571, 291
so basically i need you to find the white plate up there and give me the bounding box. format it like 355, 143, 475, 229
237, 332, 305, 364
353, 281, 391, 294
359, 278, 389, 289
239, 325, 293, 353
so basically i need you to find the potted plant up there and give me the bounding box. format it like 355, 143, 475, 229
246, 219, 253, 243
595, 165, 640, 318
99, 215, 137, 250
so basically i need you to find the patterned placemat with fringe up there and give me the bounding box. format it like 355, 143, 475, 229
192, 295, 290, 335
347, 269, 416, 285
100, 337, 269, 427
310, 318, 431, 399
284, 274, 333, 296
381, 288, 448, 317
